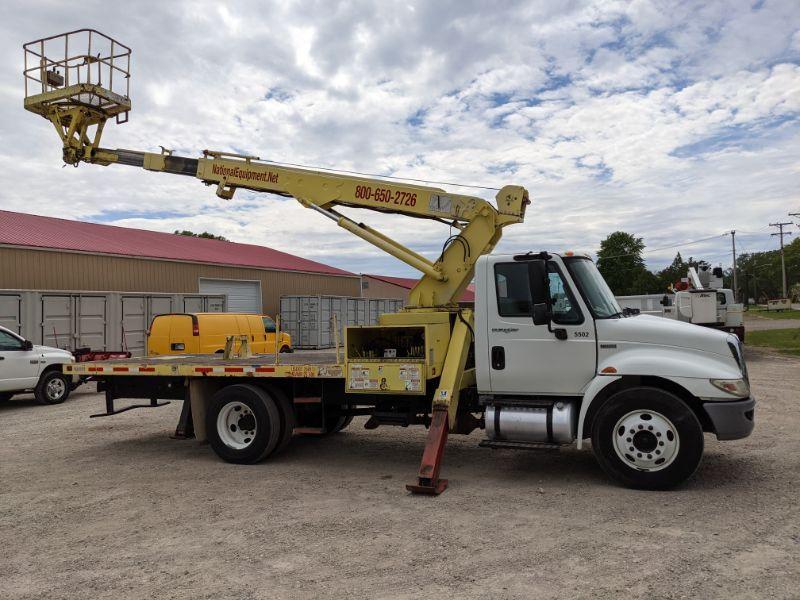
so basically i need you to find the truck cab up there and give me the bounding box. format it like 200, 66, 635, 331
474, 252, 755, 489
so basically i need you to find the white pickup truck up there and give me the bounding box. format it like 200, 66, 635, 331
0, 325, 74, 404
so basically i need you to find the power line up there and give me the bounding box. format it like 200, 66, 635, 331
601, 233, 727, 261
259, 159, 501, 191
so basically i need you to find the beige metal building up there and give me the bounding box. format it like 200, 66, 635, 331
0, 210, 360, 316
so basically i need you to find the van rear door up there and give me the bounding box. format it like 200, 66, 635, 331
168, 315, 198, 354
147, 315, 170, 356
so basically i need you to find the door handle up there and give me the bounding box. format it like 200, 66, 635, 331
0, 356, 4, 360
491, 346, 505, 370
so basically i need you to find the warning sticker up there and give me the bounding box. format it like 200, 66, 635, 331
399, 364, 422, 392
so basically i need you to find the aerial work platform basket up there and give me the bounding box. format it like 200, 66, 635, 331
23, 29, 131, 165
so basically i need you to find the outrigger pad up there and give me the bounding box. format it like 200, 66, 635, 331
406, 478, 449, 495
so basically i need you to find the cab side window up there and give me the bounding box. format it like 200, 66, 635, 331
0, 330, 24, 350
262, 317, 276, 333
494, 262, 582, 324
495, 263, 532, 317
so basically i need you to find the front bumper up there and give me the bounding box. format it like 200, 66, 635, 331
702, 397, 755, 440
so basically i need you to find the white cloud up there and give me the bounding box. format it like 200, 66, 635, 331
1, 0, 798, 278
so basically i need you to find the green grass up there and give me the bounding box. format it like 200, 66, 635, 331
746, 328, 800, 356
747, 307, 800, 320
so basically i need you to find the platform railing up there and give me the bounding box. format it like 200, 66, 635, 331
23, 29, 131, 104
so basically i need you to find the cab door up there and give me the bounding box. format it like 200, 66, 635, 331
0, 329, 41, 392
486, 259, 596, 396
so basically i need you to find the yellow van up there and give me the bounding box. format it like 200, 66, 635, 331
147, 313, 292, 356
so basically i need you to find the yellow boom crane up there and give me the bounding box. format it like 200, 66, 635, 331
24, 30, 529, 494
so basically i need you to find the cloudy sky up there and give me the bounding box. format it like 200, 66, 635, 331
2, 1, 799, 276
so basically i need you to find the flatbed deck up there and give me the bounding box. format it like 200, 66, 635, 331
64, 351, 345, 379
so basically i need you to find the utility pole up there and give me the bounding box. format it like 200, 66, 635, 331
730, 230, 738, 302
770, 222, 793, 298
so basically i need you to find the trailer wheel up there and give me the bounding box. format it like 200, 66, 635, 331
206, 384, 281, 464
34, 370, 71, 405
591, 386, 703, 490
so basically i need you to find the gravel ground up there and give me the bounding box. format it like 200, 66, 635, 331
1, 348, 798, 599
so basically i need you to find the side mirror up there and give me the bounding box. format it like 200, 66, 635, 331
528, 260, 551, 326
22, 340, 33, 351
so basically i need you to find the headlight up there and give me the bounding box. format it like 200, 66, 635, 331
710, 378, 750, 398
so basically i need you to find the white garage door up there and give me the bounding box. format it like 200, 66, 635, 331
199, 279, 261, 313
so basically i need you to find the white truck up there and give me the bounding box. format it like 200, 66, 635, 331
68, 252, 756, 492
615, 267, 746, 339
661, 266, 745, 340
0, 325, 75, 404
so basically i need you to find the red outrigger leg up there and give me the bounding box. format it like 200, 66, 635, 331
406, 406, 450, 495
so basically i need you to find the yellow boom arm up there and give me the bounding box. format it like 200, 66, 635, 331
95, 147, 528, 308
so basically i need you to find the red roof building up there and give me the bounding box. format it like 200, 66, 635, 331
0, 210, 360, 315
0, 210, 351, 276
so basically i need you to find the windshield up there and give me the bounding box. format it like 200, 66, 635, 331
565, 258, 622, 319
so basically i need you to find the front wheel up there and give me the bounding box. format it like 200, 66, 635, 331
0, 392, 13, 403
591, 387, 704, 490
34, 370, 71, 405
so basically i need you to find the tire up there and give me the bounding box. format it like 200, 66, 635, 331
0, 392, 13, 403
327, 414, 354, 433
591, 386, 704, 490
206, 384, 282, 464
265, 385, 295, 453
34, 370, 71, 405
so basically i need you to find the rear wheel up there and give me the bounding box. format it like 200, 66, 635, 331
206, 384, 282, 464
0, 392, 13, 403
591, 386, 703, 490
34, 370, 71, 405
265, 385, 295, 452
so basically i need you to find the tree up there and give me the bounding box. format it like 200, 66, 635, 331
737, 237, 800, 302
655, 252, 687, 291
174, 230, 229, 242
596, 231, 650, 295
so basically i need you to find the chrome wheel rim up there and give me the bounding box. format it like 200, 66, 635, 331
46, 377, 66, 401
216, 401, 257, 450
613, 409, 679, 472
